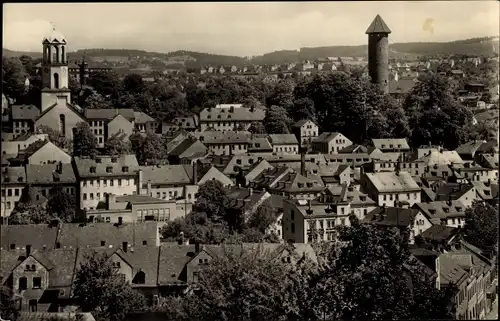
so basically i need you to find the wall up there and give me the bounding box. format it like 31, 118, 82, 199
207, 143, 248, 155
35, 97, 84, 141
272, 144, 299, 154
1, 183, 26, 219
12, 256, 49, 311
376, 191, 421, 207
80, 176, 138, 210
29, 142, 71, 165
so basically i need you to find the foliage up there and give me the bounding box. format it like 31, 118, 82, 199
36, 125, 72, 151
248, 122, 266, 134
83, 91, 113, 109
263, 105, 292, 134
129, 132, 167, 165
193, 180, 230, 223
103, 133, 132, 156
464, 201, 499, 251
266, 80, 295, 110
122, 73, 145, 94
88, 71, 121, 98
73, 122, 98, 158
2, 56, 28, 100
247, 199, 277, 234
46, 185, 79, 223
0, 286, 18, 321
9, 204, 51, 225
289, 97, 316, 123
160, 246, 319, 321
72, 253, 147, 321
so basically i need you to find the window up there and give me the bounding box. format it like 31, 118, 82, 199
106, 166, 113, 173
33, 277, 42, 289
101, 241, 106, 246
59, 114, 66, 135
7, 189, 12, 197
19, 277, 27, 290
83, 193, 87, 200
193, 271, 200, 283
90, 167, 96, 173
29, 299, 37, 312
53, 73, 59, 89
142, 240, 147, 246
291, 223, 295, 233
90, 193, 94, 200
14, 188, 19, 196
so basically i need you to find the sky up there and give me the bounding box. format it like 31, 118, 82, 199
3, 1, 499, 57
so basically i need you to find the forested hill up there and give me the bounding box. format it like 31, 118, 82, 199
3, 36, 498, 66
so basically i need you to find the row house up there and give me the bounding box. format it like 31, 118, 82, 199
455, 162, 497, 183
361, 171, 422, 207
284, 162, 352, 187
256, 153, 328, 167
73, 154, 140, 210
198, 106, 265, 132
412, 200, 468, 228
84, 109, 136, 147
194, 131, 251, 156
312, 132, 353, 155
10, 105, 40, 139
291, 119, 319, 150
1, 167, 27, 221
282, 199, 352, 243
268, 134, 299, 154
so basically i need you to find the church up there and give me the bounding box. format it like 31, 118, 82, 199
7, 27, 157, 145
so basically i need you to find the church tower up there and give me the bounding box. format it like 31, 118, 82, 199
41, 25, 71, 112
366, 15, 391, 94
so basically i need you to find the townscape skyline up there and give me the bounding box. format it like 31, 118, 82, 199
3, 1, 499, 56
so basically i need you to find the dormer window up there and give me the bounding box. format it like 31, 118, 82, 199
217, 115, 221, 119
389, 144, 393, 148
227, 115, 232, 119
207, 115, 211, 119
106, 166, 113, 173
111, 158, 117, 163
95, 158, 102, 163
122, 166, 129, 172
306, 183, 313, 188
429, 209, 436, 214
297, 183, 304, 188
381, 144, 385, 148
199, 136, 204, 142
443, 207, 449, 213
18, 177, 23, 182
90, 167, 96, 173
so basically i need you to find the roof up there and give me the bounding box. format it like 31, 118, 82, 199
0, 249, 25, 283
455, 140, 487, 157
157, 244, 196, 285
291, 119, 316, 128
474, 109, 499, 122
438, 253, 470, 286
434, 183, 474, 202
420, 225, 459, 243
0, 225, 59, 250
193, 131, 251, 145
140, 165, 192, 186
413, 200, 467, 219
313, 132, 341, 143
168, 138, 207, 159
33, 248, 78, 288
11, 104, 40, 120
366, 14, 392, 34
372, 138, 410, 150
199, 106, 265, 122
416, 150, 464, 167
118, 246, 161, 286
268, 134, 298, 145
326, 185, 377, 206
17, 312, 96, 321
73, 154, 139, 178
84, 108, 135, 121
365, 171, 420, 193
42, 27, 66, 43
1, 166, 27, 185
248, 136, 273, 152
134, 111, 155, 124
364, 207, 420, 227
26, 163, 76, 184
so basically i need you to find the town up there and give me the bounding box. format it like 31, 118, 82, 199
1, 3, 499, 321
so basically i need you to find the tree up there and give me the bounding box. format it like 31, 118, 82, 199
122, 74, 145, 94
463, 201, 499, 251
247, 199, 277, 234
314, 215, 456, 320
263, 105, 292, 134
139, 133, 167, 165
289, 97, 316, 123
193, 180, 229, 223
73, 122, 98, 158
88, 71, 121, 98
0, 286, 18, 321
103, 133, 131, 156
9, 204, 51, 225
36, 125, 72, 151
46, 185, 78, 223
84, 91, 113, 109
2, 56, 28, 100
73, 252, 146, 321
266, 80, 295, 110
160, 246, 318, 321
248, 122, 266, 134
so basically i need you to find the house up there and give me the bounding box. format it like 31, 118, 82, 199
248, 134, 273, 154
10, 140, 71, 166
321, 184, 377, 220
361, 171, 421, 207
1, 167, 27, 222
195, 165, 234, 189
193, 131, 251, 156
455, 162, 497, 183
26, 163, 77, 200
432, 182, 478, 207
371, 138, 410, 153
198, 106, 265, 132
291, 119, 318, 150
417, 150, 464, 167
10, 105, 40, 138
285, 162, 352, 187
226, 187, 274, 226
84, 109, 135, 147
456, 140, 488, 160
282, 199, 352, 243
1, 133, 49, 156
257, 153, 328, 167
268, 134, 299, 154
241, 159, 274, 187
167, 137, 207, 165
138, 164, 196, 203
86, 193, 180, 225
419, 225, 460, 250
312, 132, 353, 154
73, 155, 140, 210
221, 154, 266, 178
134, 111, 157, 134
363, 206, 431, 243
412, 200, 467, 228
170, 115, 198, 132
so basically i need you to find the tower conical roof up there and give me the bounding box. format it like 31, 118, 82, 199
42, 25, 66, 43
366, 14, 392, 34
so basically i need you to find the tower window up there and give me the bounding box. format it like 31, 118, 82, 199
61, 46, 66, 63
53, 73, 60, 89
52, 46, 59, 63
44, 47, 50, 64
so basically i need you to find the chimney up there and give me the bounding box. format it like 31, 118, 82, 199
122, 242, 128, 252
118, 217, 123, 225
300, 151, 306, 176
195, 242, 201, 253
147, 181, 152, 196
137, 169, 143, 195
106, 193, 116, 210
249, 187, 253, 196
193, 161, 199, 184
56, 161, 63, 174
26, 245, 32, 257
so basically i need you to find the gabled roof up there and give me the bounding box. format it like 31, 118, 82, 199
372, 138, 410, 150
133, 111, 155, 124
26, 163, 76, 184
366, 14, 392, 34
291, 119, 316, 128
11, 104, 40, 120
74, 154, 139, 178
365, 171, 420, 193
84, 108, 135, 121
455, 140, 487, 157
140, 164, 192, 186
420, 225, 459, 243
157, 244, 196, 285
268, 134, 298, 145
36, 101, 87, 123
313, 132, 341, 143
199, 106, 265, 122
434, 183, 474, 202
168, 138, 207, 159
364, 207, 420, 227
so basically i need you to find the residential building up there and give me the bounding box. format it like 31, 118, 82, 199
73, 155, 140, 210
10, 105, 39, 138
84, 109, 135, 147
1, 167, 27, 222
432, 182, 478, 207
248, 134, 273, 154
291, 119, 319, 149
193, 131, 251, 156
312, 132, 353, 154
26, 162, 77, 200
361, 171, 422, 207
1, 133, 48, 156
10, 140, 71, 166
371, 138, 411, 153
322, 184, 377, 220
138, 164, 196, 203
167, 137, 207, 165
134, 111, 156, 134
198, 106, 265, 132
412, 200, 468, 228
268, 134, 299, 154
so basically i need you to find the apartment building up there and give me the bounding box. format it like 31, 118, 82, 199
361, 171, 422, 207
198, 105, 265, 131
268, 134, 299, 154
0, 167, 27, 222
312, 132, 353, 155
291, 119, 318, 149
84, 109, 135, 147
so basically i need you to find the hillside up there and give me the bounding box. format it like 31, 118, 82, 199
3, 36, 498, 67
